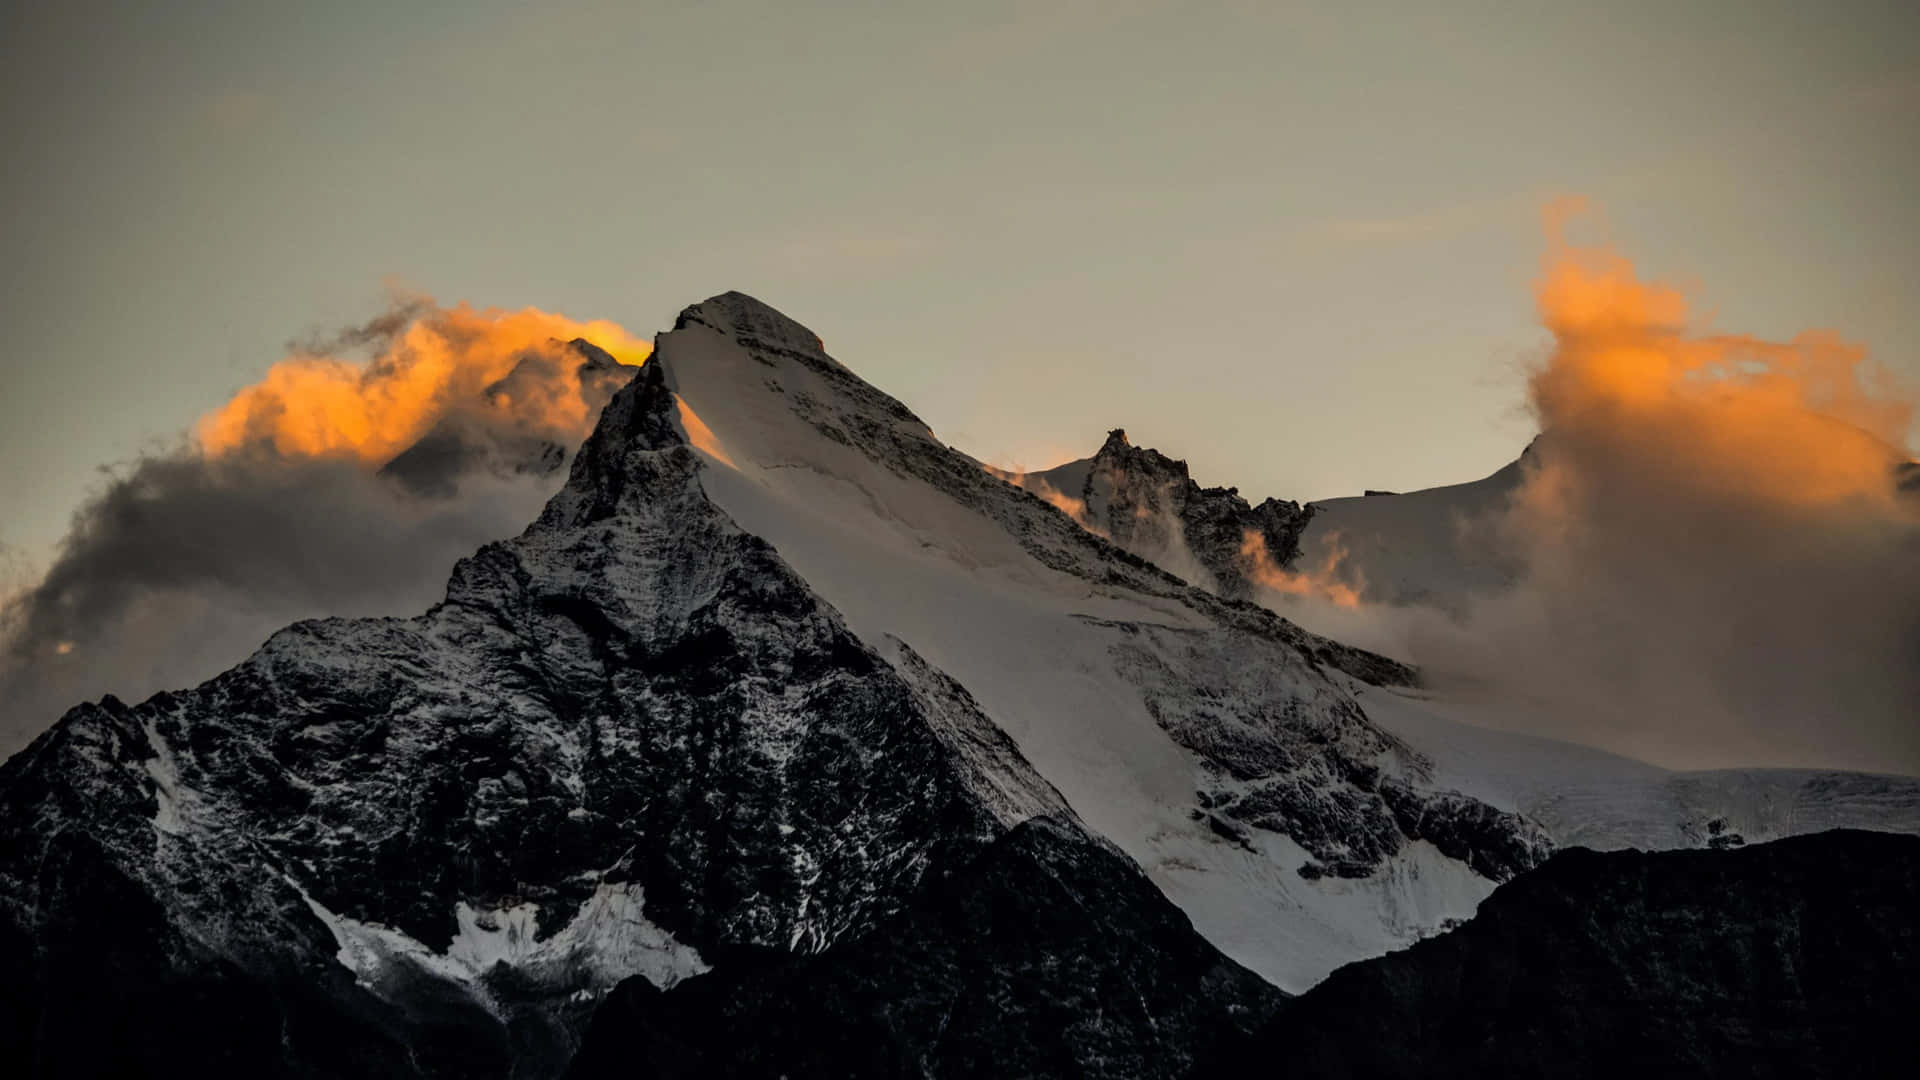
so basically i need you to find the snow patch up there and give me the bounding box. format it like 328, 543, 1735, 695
294, 879, 708, 1012
139, 719, 200, 837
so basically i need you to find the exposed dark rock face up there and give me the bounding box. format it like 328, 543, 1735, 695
1077, 429, 1315, 601
1104, 619, 1547, 880
1, 826, 464, 1078
1209, 830, 1920, 1078
564, 817, 1286, 1080
1376, 778, 1551, 881
0, 357, 1068, 1078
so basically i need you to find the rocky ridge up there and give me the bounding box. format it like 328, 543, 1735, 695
1081, 428, 1317, 600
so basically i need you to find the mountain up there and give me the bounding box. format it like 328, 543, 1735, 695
1207, 829, 1920, 1078
4, 291, 1917, 1077
0, 305, 1293, 1078
642, 293, 1555, 985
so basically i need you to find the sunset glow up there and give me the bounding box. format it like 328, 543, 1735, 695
1239, 528, 1364, 609
195, 303, 650, 464
1527, 199, 1914, 515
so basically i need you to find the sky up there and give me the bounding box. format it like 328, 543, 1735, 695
0, 0, 1917, 770
2, 1, 1916, 569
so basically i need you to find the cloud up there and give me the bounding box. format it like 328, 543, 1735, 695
1276, 201, 1920, 773
981, 461, 1103, 534
1241, 529, 1363, 609
197, 297, 648, 464
0, 299, 642, 756
1473, 203, 1918, 771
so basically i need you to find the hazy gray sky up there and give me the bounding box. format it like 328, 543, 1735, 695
4, 0, 1916, 572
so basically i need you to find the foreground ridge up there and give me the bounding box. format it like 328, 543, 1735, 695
566, 816, 1286, 1079
1209, 830, 1920, 1079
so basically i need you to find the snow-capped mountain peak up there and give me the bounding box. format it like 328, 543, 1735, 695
644, 292, 1557, 986
7, 290, 1917, 1079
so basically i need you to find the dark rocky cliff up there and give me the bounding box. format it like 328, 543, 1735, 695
565, 817, 1285, 1080
1208, 829, 1920, 1078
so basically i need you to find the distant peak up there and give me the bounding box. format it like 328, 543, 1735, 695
1094, 428, 1183, 480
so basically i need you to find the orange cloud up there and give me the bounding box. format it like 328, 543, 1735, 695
1404, 200, 1920, 770
1239, 529, 1363, 609
196, 302, 650, 464
982, 462, 1105, 535
1528, 197, 1913, 513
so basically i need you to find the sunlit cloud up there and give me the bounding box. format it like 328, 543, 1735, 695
1239, 528, 1363, 609
0, 298, 647, 756
198, 300, 649, 463
1404, 198, 1920, 770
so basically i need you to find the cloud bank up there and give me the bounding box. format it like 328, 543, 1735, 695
1268, 202, 1920, 773
0, 300, 643, 756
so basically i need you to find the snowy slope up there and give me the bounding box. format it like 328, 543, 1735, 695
1297, 451, 1529, 610
1016, 421, 1920, 861
1356, 682, 1920, 852
653, 294, 1549, 989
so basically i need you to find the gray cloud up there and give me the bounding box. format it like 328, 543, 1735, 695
0, 305, 636, 757
1428, 446, 1919, 773
1270, 226, 1920, 775
0, 456, 561, 754
1270, 447, 1920, 775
